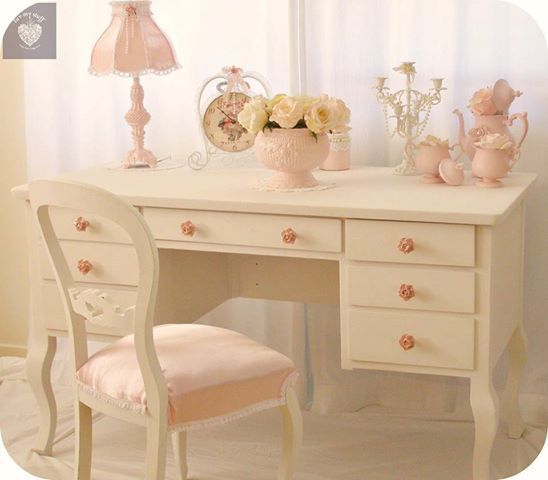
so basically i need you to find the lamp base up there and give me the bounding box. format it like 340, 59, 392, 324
123, 148, 157, 169
122, 77, 157, 169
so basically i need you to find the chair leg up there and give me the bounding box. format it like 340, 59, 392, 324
145, 420, 168, 480
278, 386, 303, 480
74, 400, 92, 480
172, 431, 188, 480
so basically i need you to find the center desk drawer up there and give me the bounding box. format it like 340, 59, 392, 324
347, 309, 475, 370
347, 264, 475, 313
346, 220, 475, 267
143, 208, 342, 253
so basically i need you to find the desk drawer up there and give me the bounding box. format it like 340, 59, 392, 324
48, 206, 131, 244
143, 208, 342, 253
347, 264, 475, 313
346, 220, 475, 266
347, 309, 475, 370
40, 242, 139, 286
41, 283, 135, 336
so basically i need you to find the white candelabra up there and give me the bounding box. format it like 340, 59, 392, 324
375, 62, 445, 175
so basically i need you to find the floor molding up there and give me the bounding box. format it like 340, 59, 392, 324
0, 344, 27, 358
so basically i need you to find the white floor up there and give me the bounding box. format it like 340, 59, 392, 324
0, 357, 545, 480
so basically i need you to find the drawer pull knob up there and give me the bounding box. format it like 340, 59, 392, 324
180, 221, 196, 237
398, 237, 414, 254
77, 259, 93, 275
399, 334, 415, 351
281, 228, 297, 244
74, 217, 90, 232
398, 283, 415, 301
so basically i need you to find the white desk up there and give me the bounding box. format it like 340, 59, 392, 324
13, 166, 537, 479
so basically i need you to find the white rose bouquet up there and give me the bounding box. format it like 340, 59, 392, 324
237, 94, 351, 137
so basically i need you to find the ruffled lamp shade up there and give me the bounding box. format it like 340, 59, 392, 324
89, 1, 180, 168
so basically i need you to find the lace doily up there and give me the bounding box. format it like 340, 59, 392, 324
105, 156, 186, 172
251, 178, 336, 192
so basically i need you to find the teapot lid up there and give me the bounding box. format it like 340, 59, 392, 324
439, 158, 464, 186
493, 79, 522, 115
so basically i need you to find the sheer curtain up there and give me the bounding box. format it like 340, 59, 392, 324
23, 0, 548, 422
303, 0, 548, 421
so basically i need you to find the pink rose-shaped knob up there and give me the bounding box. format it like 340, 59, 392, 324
77, 259, 93, 275
398, 237, 414, 254
180, 221, 196, 237
281, 228, 297, 244
398, 284, 415, 301
399, 334, 415, 351
74, 217, 90, 232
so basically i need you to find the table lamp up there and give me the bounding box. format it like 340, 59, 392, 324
89, 1, 180, 168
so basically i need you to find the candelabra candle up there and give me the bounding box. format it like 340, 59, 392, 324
374, 62, 446, 175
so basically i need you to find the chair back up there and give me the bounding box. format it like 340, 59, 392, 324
29, 179, 167, 413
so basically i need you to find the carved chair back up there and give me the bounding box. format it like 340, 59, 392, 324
29, 180, 167, 412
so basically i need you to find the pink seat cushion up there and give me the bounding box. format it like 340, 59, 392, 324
76, 324, 297, 430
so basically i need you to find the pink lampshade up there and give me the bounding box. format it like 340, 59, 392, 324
89, 1, 179, 77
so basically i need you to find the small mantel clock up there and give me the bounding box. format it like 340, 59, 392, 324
189, 66, 271, 170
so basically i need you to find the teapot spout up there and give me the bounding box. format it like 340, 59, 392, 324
453, 108, 466, 146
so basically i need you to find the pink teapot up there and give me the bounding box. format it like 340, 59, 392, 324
453, 79, 528, 162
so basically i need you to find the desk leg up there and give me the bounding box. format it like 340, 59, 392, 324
470, 375, 500, 480
503, 324, 527, 439
26, 331, 57, 455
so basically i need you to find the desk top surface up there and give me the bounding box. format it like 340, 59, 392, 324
13, 166, 537, 225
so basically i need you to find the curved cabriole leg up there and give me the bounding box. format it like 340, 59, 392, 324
26, 334, 57, 455
470, 376, 500, 480
172, 431, 188, 480
503, 324, 528, 439
278, 386, 303, 480
145, 420, 168, 480
74, 400, 92, 480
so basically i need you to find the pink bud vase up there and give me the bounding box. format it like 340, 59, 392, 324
320, 132, 351, 171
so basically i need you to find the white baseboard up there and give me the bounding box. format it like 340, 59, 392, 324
0, 343, 27, 358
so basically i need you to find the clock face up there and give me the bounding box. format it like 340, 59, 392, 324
203, 92, 255, 152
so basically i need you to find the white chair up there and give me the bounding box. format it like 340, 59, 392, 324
29, 179, 302, 480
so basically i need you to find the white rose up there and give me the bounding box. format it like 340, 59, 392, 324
266, 94, 286, 114
270, 97, 304, 128
326, 98, 351, 133
474, 133, 514, 150
237, 100, 268, 134
304, 100, 332, 133
296, 95, 321, 111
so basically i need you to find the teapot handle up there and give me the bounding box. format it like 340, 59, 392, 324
509, 147, 521, 170
505, 112, 529, 150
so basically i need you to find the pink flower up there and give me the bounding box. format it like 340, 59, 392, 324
468, 87, 498, 115
281, 228, 297, 244
468, 125, 491, 138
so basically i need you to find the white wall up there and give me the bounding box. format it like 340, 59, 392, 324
0, 58, 28, 356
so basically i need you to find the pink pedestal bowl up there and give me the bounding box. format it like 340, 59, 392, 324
254, 129, 330, 190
